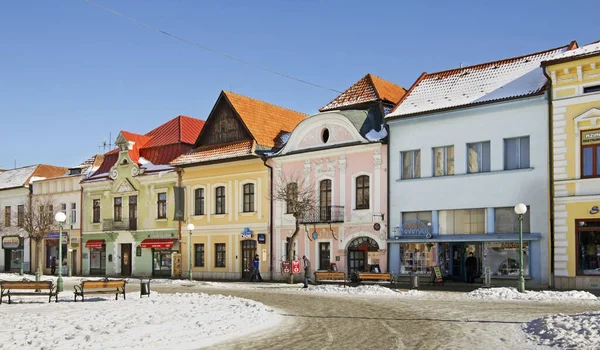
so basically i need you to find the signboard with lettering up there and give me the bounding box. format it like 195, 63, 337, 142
2, 236, 21, 249
433, 266, 443, 281
257, 234, 266, 244
281, 261, 291, 274
397, 219, 432, 238
241, 228, 252, 239
582, 130, 600, 146
292, 260, 301, 274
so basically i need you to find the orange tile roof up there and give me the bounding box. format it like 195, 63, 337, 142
223, 91, 307, 148
170, 140, 254, 166
320, 74, 406, 112
145, 115, 205, 147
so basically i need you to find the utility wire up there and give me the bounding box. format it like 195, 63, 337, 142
84, 0, 343, 93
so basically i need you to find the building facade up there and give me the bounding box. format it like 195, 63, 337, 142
386, 45, 571, 287
544, 41, 600, 289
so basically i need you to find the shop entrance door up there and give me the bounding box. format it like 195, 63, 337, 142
121, 244, 132, 276
241, 240, 257, 280
451, 243, 464, 281
348, 250, 366, 277
4, 250, 10, 272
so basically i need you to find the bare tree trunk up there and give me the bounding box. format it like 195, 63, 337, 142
287, 222, 301, 284
36, 240, 44, 276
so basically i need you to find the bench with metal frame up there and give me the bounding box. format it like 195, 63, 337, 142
0, 280, 58, 304
357, 272, 393, 284
314, 271, 347, 286
73, 278, 127, 302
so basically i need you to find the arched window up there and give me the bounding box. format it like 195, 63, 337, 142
243, 183, 255, 212
319, 179, 332, 221
194, 188, 205, 215
355, 175, 370, 210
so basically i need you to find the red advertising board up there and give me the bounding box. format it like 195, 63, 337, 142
292, 260, 301, 274
281, 261, 291, 274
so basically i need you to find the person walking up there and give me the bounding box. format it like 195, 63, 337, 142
249, 254, 263, 282
465, 252, 477, 283
302, 255, 312, 288
50, 256, 57, 275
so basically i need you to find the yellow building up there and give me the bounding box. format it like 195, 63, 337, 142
172, 91, 306, 280
544, 40, 600, 289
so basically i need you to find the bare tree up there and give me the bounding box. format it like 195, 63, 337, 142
272, 171, 317, 284
19, 197, 58, 276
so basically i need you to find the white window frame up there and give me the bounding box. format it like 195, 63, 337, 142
351, 172, 372, 211
401, 149, 420, 179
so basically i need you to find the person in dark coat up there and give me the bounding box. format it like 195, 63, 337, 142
50, 256, 57, 275
465, 252, 477, 283
249, 255, 263, 282
302, 255, 312, 288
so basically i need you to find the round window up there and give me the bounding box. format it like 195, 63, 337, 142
322, 128, 330, 143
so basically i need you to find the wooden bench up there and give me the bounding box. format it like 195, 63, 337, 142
74, 279, 127, 302
0, 280, 57, 304
314, 271, 347, 286
357, 272, 393, 284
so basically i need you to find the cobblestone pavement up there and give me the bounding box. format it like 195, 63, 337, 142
145, 283, 599, 350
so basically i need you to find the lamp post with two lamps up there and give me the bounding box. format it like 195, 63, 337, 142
514, 203, 527, 293
186, 223, 194, 281
55, 212, 67, 292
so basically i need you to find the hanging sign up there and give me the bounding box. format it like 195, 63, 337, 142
281, 261, 291, 274
257, 234, 266, 244
241, 227, 252, 239
292, 260, 301, 274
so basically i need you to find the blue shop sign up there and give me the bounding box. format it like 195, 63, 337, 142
394, 219, 432, 239
45, 232, 68, 239
241, 227, 252, 239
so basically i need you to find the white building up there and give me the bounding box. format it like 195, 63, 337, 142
385, 44, 571, 287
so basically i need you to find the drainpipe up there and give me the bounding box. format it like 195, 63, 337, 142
176, 168, 182, 254
384, 132, 391, 274
80, 185, 84, 276
28, 184, 33, 274
261, 156, 274, 280
542, 66, 556, 289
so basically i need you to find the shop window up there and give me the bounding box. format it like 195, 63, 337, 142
243, 183, 255, 212
194, 244, 204, 267
438, 209, 485, 234
400, 243, 434, 274
576, 220, 600, 275
92, 199, 100, 223
401, 150, 421, 179
215, 243, 226, 267
581, 129, 600, 178
467, 141, 491, 173
319, 242, 330, 270
319, 179, 332, 221
286, 182, 298, 214
504, 136, 530, 170
402, 211, 432, 226
433, 145, 454, 176
4, 206, 10, 227
70, 203, 77, 224
17, 205, 24, 227
484, 242, 530, 277
215, 186, 226, 214
194, 188, 205, 216
114, 197, 122, 222
157, 192, 167, 219
355, 175, 370, 209
494, 207, 530, 233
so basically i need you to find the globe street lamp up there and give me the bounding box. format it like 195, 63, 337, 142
513, 203, 527, 293
186, 223, 194, 281
55, 212, 67, 292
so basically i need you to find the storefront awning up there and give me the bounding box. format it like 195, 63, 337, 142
140, 238, 177, 249
85, 240, 105, 248
388, 233, 542, 244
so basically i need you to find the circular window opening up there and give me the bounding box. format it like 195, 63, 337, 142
322, 128, 330, 143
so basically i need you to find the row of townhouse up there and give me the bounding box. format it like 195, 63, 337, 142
3, 39, 599, 290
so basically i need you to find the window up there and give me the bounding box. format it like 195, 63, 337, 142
215, 243, 226, 267
286, 182, 298, 214
319, 179, 332, 221
355, 175, 370, 209
576, 220, 600, 275
494, 207, 530, 233
433, 146, 454, 176
243, 183, 255, 212
467, 141, 491, 173
157, 193, 167, 219
485, 241, 530, 277
17, 205, 24, 227
194, 188, 205, 216
319, 243, 331, 270
4, 206, 10, 227
92, 199, 100, 223
194, 244, 204, 267
401, 150, 421, 179
215, 186, 226, 214
402, 211, 433, 226
114, 197, 122, 221
504, 136, 530, 170
584, 85, 600, 94
70, 203, 77, 224
581, 129, 600, 178
438, 209, 485, 234
60, 203, 67, 214
47, 205, 53, 222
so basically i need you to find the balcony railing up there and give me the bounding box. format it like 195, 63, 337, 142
299, 205, 344, 224
102, 217, 137, 231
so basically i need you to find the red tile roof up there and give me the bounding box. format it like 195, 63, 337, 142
170, 140, 254, 166
320, 74, 406, 112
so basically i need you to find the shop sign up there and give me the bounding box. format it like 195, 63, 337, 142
292, 260, 301, 274
397, 219, 432, 238
486, 242, 528, 251
257, 234, 266, 244
281, 261, 291, 274
590, 206, 600, 215
582, 130, 600, 146
2, 236, 21, 249
151, 232, 175, 239
241, 227, 252, 239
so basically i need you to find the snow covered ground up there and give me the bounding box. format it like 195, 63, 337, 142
523, 312, 600, 349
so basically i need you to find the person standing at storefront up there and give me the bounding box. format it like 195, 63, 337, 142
249, 254, 263, 282
465, 252, 477, 283
50, 256, 57, 275
302, 255, 312, 288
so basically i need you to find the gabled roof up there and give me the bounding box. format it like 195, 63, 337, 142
0, 164, 68, 190
387, 44, 570, 118
145, 115, 204, 147
320, 74, 406, 112
542, 40, 600, 65
223, 91, 307, 148
170, 140, 254, 166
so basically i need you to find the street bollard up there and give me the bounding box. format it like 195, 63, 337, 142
410, 272, 419, 289
484, 267, 491, 288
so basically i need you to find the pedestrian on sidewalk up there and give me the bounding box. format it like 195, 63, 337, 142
50, 256, 57, 275
465, 252, 477, 283
302, 255, 312, 288
250, 254, 263, 282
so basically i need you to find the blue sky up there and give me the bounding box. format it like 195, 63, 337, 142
0, 0, 597, 169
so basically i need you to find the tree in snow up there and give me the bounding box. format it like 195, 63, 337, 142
17, 197, 58, 276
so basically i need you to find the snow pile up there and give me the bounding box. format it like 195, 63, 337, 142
523, 312, 600, 349
466, 287, 598, 301
0, 292, 282, 350
300, 284, 398, 295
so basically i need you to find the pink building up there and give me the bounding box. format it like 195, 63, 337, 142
269, 74, 405, 279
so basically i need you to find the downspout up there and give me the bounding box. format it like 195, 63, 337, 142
384, 125, 391, 274
176, 168, 182, 253
542, 66, 556, 288
28, 184, 33, 273
80, 185, 84, 276
261, 156, 274, 280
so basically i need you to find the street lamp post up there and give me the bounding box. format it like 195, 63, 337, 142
514, 203, 527, 293
55, 212, 67, 292
186, 223, 194, 281
18, 231, 24, 276
68, 224, 73, 277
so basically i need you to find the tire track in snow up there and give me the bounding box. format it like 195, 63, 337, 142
380, 320, 405, 349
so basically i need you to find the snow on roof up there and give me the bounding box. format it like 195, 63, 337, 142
544, 40, 600, 62
387, 45, 568, 118
0, 165, 37, 190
